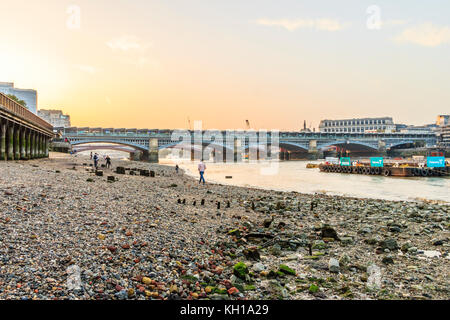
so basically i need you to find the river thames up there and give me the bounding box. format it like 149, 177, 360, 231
166, 160, 450, 203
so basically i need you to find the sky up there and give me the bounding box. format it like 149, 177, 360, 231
0, 0, 449, 130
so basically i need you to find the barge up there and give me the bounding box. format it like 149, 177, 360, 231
319, 164, 450, 177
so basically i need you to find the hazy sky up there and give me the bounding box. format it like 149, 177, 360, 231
0, 0, 449, 129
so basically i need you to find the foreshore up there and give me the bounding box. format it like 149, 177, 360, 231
0, 153, 448, 300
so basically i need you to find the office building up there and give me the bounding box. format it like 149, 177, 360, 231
37, 109, 71, 128
0, 82, 37, 114
319, 117, 395, 133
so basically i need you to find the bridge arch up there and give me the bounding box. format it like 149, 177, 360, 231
318, 140, 378, 151
72, 145, 136, 154
385, 141, 414, 149
159, 141, 234, 153
278, 142, 309, 152
69, 139, 148, 152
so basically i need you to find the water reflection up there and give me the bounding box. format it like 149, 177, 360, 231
161, 160, 450, 203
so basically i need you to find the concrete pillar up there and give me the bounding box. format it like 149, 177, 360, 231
25, 129, 30, 159
308, 140, 317, 152
14, 125, 20, 160
38, 134, 42, 158
20, 127, 26, 160
26, 130, 31, 159
0, 121, 6, 161
37, 134, 42, 158
32, 132, 37, 158
44, 137, 49, 157
148, 138, 159, 163
7, 123, 14, 160
378, 140, 387, 155
40, 135, 44, 158
31, 132, 36, 159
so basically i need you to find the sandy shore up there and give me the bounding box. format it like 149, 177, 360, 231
0, 153, 448, 300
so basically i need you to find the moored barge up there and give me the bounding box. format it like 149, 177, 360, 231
319, 163, 450, 177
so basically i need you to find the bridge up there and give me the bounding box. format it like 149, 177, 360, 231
0, 93, 53, 160
60, 126, 438, 162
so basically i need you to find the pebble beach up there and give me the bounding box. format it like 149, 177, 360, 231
0, 153, 449, 300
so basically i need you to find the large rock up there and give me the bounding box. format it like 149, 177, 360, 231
321, 226, 340, 240
379, 239, 398, 251
116, 167, 126, 174
328, 258, 340, 273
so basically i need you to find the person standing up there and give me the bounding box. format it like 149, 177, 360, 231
93, 153, 99, 169
175, 164, 179, 174
198, 160, 206, 185
90, 152, 93, 160
106, 155, 112, 169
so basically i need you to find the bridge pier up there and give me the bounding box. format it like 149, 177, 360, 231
39, 134, 44, 158
14, 125, 20, 160
7, 123, 14, 160
148, 138, 159, 163
20, 127, 26, 160
0, 120, 6, 160
0, 121, 51, 161
1, 93, 53, 160
32, 132, 37, 159
26, 130, 31, 159
44, 136, 49, 158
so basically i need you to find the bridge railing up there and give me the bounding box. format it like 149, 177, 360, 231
0, 92, 53, 132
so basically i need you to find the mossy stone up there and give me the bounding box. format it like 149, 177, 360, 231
233, 262, 249, 280
309, 284, 319, 293
279, 264, 296, 276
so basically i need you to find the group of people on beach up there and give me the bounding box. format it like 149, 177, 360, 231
90, 152, 112, 169
88, 151, 206, 184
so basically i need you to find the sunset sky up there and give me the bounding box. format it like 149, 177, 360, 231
0, 0, 449, 130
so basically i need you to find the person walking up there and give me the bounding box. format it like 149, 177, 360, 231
106, 155, 112, 169
198, 160, 206, 185
93, 153, 99, 169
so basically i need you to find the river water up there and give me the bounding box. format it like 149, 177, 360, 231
161, 160, 450, 203
73, 146, 449, 203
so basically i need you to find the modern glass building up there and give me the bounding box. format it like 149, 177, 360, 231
0, 82, 37, 114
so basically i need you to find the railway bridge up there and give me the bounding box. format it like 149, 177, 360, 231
0, 93, 53, 160
60, 127, 438, 162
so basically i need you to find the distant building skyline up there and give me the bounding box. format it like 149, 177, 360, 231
0, 82, 37, 114
37, 109, 71, 128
